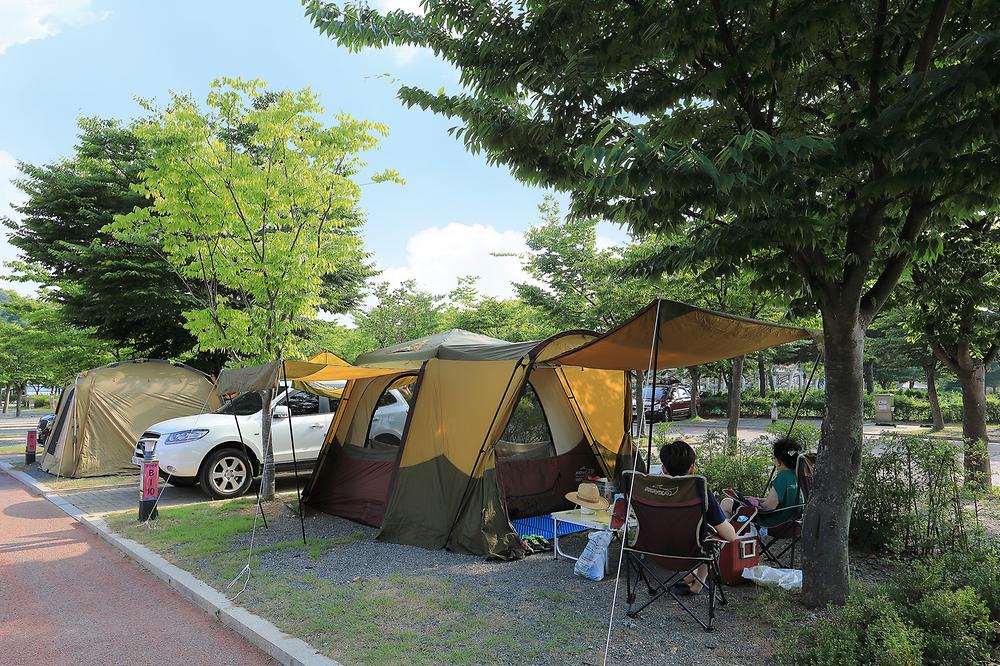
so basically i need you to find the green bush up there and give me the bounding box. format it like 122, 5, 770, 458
850, 435, 967, 556
692, 430, 773, 496
781, 590, 924, 666
894, 534, 1000, 623
698, 388, 1000, 423
910, 587, 994, 666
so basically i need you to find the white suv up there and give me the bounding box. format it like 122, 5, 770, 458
135, 386, 409, 499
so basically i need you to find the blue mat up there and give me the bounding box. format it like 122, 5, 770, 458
512, 514, 589, 540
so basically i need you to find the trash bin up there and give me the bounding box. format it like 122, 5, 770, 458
874, 393, 894, 425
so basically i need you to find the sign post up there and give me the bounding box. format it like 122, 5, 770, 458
138, 440, 159, 522
25, 430, 37, 465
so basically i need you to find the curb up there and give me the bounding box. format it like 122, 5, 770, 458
0, 460, 342, 666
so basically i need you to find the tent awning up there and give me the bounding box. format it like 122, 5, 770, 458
550, 299, 818, 370
216, 359, 405, 396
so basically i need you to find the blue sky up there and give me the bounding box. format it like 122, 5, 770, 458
0, 0, 625, 301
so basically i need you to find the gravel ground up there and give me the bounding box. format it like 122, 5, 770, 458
226, 501, 814, 666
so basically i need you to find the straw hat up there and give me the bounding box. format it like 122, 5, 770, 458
565, 482, 610, 511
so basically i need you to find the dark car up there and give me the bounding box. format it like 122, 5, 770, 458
637, 384, 699, 423
36, 414, 55, 448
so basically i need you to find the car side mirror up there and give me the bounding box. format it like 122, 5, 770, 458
272, 405, 290, 419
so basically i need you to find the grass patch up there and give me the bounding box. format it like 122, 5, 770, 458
106, 497, 258, 579
0, 444, 24, 455
41, 474, 139, 491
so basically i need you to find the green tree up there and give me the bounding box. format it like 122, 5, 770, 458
444, 276, 556, 342
109, 77, 399, 500
512, 196, 656, 331
3, 118, 202, 361
911, 216, 1000, 488
352, 279, 444, 350
304, 1, 1000, 605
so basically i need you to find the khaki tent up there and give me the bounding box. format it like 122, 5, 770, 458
303, 330, 635, 559
40, 360, 222, 477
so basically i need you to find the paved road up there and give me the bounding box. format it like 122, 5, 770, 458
0, 471, 275, 666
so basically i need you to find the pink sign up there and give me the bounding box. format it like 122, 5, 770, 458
141, 461, 159, 500
26, 430, 37, 454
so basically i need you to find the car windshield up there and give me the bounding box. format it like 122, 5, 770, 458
642, 387, 668, 399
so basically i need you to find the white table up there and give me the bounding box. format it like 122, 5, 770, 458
552, 508, 635, 573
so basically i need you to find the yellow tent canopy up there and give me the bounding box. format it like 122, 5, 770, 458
215, 358, 404, 396
552, 299, 818, 370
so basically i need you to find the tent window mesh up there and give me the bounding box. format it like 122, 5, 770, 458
496, 383, 555, 460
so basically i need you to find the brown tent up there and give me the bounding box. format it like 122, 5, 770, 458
303, 330, 634, 559
551, 299, 817, 370
40, 360, 222, 477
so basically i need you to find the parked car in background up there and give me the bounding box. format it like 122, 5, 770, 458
135, 385, 409, 499
636, 384, 699, 423
36, 414, 55, 449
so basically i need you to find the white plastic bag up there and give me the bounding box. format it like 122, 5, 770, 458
741, 565, 802, 591
574, 531, 614, 581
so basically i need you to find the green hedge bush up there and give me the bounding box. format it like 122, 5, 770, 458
698, 388, 1000, 422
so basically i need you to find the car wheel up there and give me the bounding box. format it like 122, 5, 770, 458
373, 433, 401, 446
166, 475, 198, 487
200, 448, 253, 499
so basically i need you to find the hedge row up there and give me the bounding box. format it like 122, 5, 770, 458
699, 388, 1000, 423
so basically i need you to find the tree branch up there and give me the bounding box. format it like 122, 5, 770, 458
913, 0, 950, 73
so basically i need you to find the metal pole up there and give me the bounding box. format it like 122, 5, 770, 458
646, 305, 663, 467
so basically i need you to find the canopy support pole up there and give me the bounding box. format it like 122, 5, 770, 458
646, 301, 663, 467
281, 360, 308, 546
444, 359, 526, 547
787, 354, 822, 436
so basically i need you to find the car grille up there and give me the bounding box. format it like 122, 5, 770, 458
135, 431, 161, 458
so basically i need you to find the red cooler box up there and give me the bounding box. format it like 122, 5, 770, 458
719, 530, 760, 585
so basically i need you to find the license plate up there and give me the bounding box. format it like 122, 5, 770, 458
131, 455, 143, 466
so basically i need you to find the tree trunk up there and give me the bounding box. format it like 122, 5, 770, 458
768, 372, 775, 392
259, 388, 276, 501
689, 366, 700, 419
14, 385, 23, 418
757, 355, 767, 398
924, 363, 945, 430
801, 308, 865, 608
956, 362, 991, 489
727, 356, 744, 445
863, 359, 875, 394
1, 386, 8, 414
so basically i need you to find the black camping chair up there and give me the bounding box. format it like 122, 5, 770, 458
749, 453, 815, 567
622, 473, 727, 632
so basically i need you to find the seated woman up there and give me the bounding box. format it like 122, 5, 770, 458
720, 437, 802, 528
659, 439, 736, 595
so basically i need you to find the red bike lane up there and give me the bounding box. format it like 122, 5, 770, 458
0, 472, 276, 666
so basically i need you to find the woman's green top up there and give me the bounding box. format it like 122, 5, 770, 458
757, 468, 801, 528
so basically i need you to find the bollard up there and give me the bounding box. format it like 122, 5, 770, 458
138, 440, 159, 522
770, 400, 778, 424
25, 430, 37, 465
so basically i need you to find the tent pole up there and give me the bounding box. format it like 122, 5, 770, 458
444, 359, 526, 546
786, 354, 822, 436
230, 391, 267, 529
280, 359, 308, 545
646, 302, 663, 467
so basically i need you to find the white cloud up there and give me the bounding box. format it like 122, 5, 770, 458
0, 0, 109, 55
0, 150, 36, 295
376, 222, 530, 299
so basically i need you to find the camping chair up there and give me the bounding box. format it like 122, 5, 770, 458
622, 473, 727, 632
752, 453, 815, 567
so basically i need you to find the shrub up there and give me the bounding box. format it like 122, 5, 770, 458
895, 534, 1000, 622
692, 431, 773, 496
910, 587, 994, 666
781, 590, 924, 666
850, 435, 967, 557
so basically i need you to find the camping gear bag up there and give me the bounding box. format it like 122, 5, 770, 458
719, 532, 760, 585
574, 530, 613, 581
